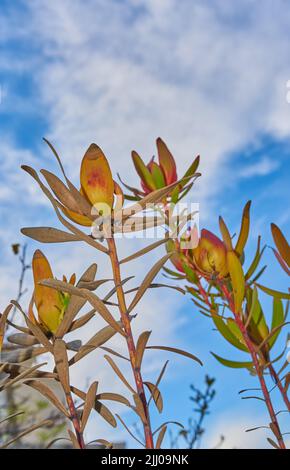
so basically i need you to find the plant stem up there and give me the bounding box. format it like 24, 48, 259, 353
269, 364, 290, 412
236, 315, 285, 448
107, 237, 154, 449
218, 283, 286, 449
66, 393, 85, 449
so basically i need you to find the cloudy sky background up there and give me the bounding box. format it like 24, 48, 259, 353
0, 0, 290, 448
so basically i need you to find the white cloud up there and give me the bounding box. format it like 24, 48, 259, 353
2, 0, 288, 215
1, 0, 290, 447
239, 156, 280, 178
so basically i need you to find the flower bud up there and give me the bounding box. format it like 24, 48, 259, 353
192, 229, 228, 278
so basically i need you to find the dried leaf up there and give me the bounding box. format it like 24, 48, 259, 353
81, 381, 98, 432
40, 279, 125, 337
21, 227, 82, 244
114, 216, 165, 234
128, 253, 172, 313
24, 380, 70, 417
87, 439, 113, 448
69, 324, 117, 366
95, 392, 131, 407
267, 437, 280, 449
41, 169, 81, 213
56, 263, 97, 337
144, 382, 163, 412
269, 422, 282, 441
71, 386, 117, 428
77, 279, 111, 291
136, 331, 151, 370
133, 393, 147, 424
116, 414, 145, 447
102, 276, 134, 302
54, 339, 70, 394
0, 345, 48, 364
43, 138, 93, 216
0, 362, 48, 391
124, 283, 185, 296
46, 437, 71, 449
21, 165, 108, 253
69, 309, 95, 332
155, 425, 167, 449
66, 340, 82, 352
0, 304, 12, 350
5, 318, 30, 334
104, 355, 135, 393
271, 223, 290, 268
120, 177, 188, 222
100, 346, 129, 361
67, 429, 81, 449
120, 238, 169, 264
7, 333, 39, 347
272, 248, 290, 275
0, 411, 24, 425
153, 360, 169, 392
0, 419, 52, 449
0, 362, 56, 381
245, 425, 269, 432
146, 345, 202, 365
11, 301, 53, 351
153, 421, 184, 436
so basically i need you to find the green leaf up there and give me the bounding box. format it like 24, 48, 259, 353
131, 150, 156, 191
212, 314, 248, 352
182, 156, 200, 183
219, 217, 233, 251
249, 265, 267, 284
211, 352, 253, 369
250, 288, 268, 333
235, 201, 251, 257
256, 284, 290, 300
245, 236, 265, 280
182, 262, 198, 283
226, 318, 248, 352
269, 298, 284, 348
150, 162, 166, 189
227, 251, 245, 312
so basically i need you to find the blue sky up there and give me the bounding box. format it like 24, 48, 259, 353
0, 0, 290, 448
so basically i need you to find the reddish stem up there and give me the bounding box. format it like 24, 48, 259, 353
66, 393, 85, 449
107, 237, 154, 449
269, 364, 290, 412
218, 283, 286, 449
